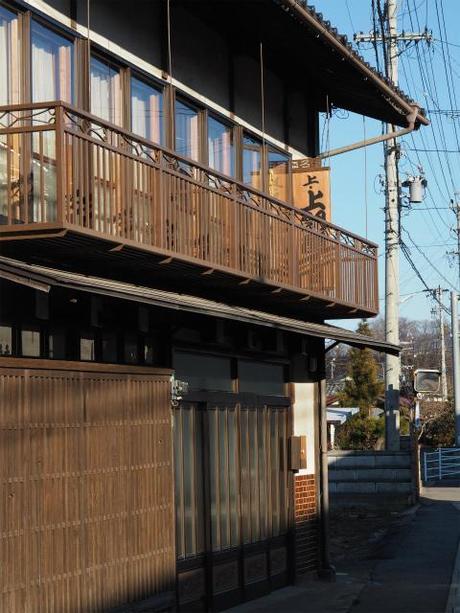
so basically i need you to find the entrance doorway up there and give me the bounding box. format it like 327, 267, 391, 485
175, 393, 293, 611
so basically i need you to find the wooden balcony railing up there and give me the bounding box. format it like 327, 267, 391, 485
0, 102, 378, 315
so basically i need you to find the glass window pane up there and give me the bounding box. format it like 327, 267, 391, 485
240, 408, 251, 544
183, 409, 195, 556
238, 361, 285, 396
174, 409, 185, 559
91, 56, 122, 125
258, 408, 267, 540
131, 77, 163, 144
144, 337, 154, 364
0, 6, 20, 105
268, 149, 290, 201
21, 328, 40, 357
0, 325, 12, 356
209, 409, 219, 551
102, 331, 117, 362
124, 333, 138, 363
80, 335, 95, 361
175, 99, 199, 161
49, 331, 65, 359
208, 116, 234, 176
32, 20, 73, 103
270, 410, 280, 536
228, 408, 239, 546
174, 351, 232, 392
218, 409, 230, 549
248, 409, 260, 541
243, 134, 262, 191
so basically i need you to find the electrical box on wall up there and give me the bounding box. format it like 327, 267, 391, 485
289, 435, 307, 471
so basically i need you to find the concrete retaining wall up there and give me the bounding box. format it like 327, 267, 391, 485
328, 450, 416, 509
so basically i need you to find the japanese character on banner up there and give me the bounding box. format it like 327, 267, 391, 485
292, 162, 331, 221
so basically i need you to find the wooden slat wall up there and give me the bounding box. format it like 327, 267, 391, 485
0, 359, 175, 613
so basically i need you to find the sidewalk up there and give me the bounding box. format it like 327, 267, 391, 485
228, 483, 460, 613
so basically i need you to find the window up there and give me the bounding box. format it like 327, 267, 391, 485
21, 328, 41, 357
242, 134, 262, 190
80, 335, 96, 361
208, 116, 234, 177
31, 20, 73, 104
268, 149, 290, 202
131, 76, 164, 144
102, 331, 117, 362
0, 5, 20, 105
124, 333, 138, 364
175, 98, 199, 161
144, 337, 155, 365
48, 330, 66, 359
91, 56, 122, 126
174, 404, 205, 559
174, 351, 232, 392
174, 403, 290, 558
0, 325, 12, 356
238, 360, 285, 396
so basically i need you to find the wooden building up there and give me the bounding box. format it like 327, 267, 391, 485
0, 1, 425, 611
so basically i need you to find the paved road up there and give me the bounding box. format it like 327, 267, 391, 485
349, 484, 460, 613
228, 483, 460, 613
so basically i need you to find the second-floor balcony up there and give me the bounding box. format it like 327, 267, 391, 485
0, 102, 378, 319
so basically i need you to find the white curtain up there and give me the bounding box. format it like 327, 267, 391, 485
91, 56, 121, 126
208, 117, 233, 176
0, 7, 20, 223
131, 77, 163, 144
31, 20, 72, 103
175, 100, 199, 161
0, 6, 20, 106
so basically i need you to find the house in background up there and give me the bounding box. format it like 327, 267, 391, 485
0, 1, 424, 611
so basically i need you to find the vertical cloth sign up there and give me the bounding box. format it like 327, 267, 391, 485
292, 159, 331, 221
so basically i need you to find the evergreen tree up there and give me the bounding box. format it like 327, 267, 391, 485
339, 320, 384, 417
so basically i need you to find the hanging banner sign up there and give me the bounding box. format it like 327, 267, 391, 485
292, 160, 331, 221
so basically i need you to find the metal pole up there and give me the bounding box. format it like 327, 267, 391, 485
318, 378, 335, 579
451, 291, 460, 447
385, 0, 401, 450
438, 287, 448, 402
456, 195, 460, 290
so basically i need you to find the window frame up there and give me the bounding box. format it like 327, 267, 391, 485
89, 50, 127, 128
129, 70, 166, 146
29, 14, 76, 105
206, 112, 236, 178
173, 91, 205, 165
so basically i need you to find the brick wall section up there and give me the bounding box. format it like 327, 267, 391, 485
294, 474, 319, 576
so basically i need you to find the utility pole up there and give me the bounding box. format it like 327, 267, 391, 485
449, 193, 460, 289
451, 292, 460, 446
355, 2, 431, 451
433, 287, 448, 402
383, 0, 401, 451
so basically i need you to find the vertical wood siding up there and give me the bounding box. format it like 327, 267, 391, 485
0, 360, 174, 613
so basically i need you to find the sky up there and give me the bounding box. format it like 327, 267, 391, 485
312, 0, 460, 325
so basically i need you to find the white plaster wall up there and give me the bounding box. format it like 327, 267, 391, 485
293, 382, 316, 476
